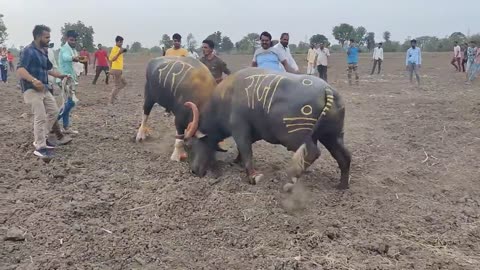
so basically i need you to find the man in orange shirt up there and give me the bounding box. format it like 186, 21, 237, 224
79, 47, 89, 76
165, 33, 189, 57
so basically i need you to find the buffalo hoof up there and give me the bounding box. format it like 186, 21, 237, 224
170, 152, 187, 162
283, 183, 295, 193
249, 173, 264, 185
337, 183, 349, 190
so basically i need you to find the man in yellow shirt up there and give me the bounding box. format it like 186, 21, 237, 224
108, 35, 127, 105
165, 33, 189, 57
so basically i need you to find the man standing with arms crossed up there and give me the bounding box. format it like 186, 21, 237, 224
315, 42, 330, 82
92, 43, 109, 85
371, 42, 384, 75
406, 39, 422, 85
109, 36, 127, 105
17, 25, 69, 160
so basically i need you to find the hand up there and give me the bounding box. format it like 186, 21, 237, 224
56, 74, 70, 80
73, 56, 80, 62
32, 79, 45, 92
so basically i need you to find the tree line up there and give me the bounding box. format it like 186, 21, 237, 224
1, 19, 479, 55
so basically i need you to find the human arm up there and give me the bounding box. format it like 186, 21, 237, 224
48, 69, 69, 79
109, 47, 123, 62
222, 60, 231, 75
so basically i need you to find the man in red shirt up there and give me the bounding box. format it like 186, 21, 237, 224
79, 47, 89, 76
92, 44, 110, 85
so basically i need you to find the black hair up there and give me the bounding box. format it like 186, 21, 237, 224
32, 25, 51, 39
115, 36, 124, 42
66, 30, 78, 38
260, 31, 272, 41
411, 39, 417, 43
379, 42, 383, 45
280, 33, 289, 39
350, 39, 355, 43
202, 39, 215, 49
173, 33, 182, 41
98, 43, 102, 47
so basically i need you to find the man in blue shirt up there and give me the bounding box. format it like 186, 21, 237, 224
252, 31, 294, 73
406, 39, 422, 85
16, 25, 69, 160
347, 39, 359, 85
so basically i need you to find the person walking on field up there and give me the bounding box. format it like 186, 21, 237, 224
346, 39, 359, 85
16, 25, 70, 160
371, 42, 384, 75
306, 44, 317, 75
92, 43, 110, 85
406, 39, 422, 85
451, 41, 462, 72
79, 47, 89, 76
7, 50, 15, 72
109, 35, 127, 105
315, 42, 330, 81
466, 42, 480, 84
0, 47, 8, 83
466, 41, 476, 81
165, 33, 189, 57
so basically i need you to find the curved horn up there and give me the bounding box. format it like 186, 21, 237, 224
184, 101, 199, 139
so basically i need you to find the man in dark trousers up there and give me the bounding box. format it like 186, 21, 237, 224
92, 43, 110, 85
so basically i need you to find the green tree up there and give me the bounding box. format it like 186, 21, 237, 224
310, 34, 329, 45
130, 41, 142, 53
383, 31, 391, 42
61, 21, 95, 51
354, 26, 367, 46
332, 23, 355, 46
450, 32, 466, 42
221, 36, 234, 53
160, 34, 173, 49
205, 31, 222, 50
186, 33, 197, 50
150, 46, 162, 53
297, 41, 310, 53
366, 32, 375, 51
236, 33, 260, 53
0, 14, 7, 45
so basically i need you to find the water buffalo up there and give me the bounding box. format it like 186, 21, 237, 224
183, 67, 351, 189
135, 56, 220, 161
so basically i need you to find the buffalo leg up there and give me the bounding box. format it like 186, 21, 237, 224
319, 134, 351, 189
232, 130, 262, 185
284, 139, 320, 192
135, 98, 155, 142
233, 147, 242, 165
170, 114, 188, 162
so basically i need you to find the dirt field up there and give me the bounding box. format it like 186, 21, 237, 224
1, 52, 479, 270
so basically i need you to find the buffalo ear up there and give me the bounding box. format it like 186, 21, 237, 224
195, 130, 207, 139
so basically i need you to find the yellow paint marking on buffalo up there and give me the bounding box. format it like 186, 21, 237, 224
288, 127, 313, 133
286, 123, 315, 127
301, 105, 313, 116
283, 117, 317, 122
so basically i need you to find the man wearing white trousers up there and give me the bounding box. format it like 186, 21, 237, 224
306, 44, 317, 75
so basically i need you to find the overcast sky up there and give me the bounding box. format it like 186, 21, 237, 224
1, 0, 479, 48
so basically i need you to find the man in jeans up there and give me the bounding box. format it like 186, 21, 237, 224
315, 42, 330, 81
92, 43, 110, 85
109, 36, 127, 105
16, 25, 70, 160
406, 39, 422, 85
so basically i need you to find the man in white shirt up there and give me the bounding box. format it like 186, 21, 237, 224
47, 43, 59, 92
371, 42, 384, 75
306, 44, 317, 75
274, 33, 299, 73
451, 41, 461, 72
315, 42, 330, 82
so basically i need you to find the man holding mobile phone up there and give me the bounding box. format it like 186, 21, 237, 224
17, 25, 70, 160
109, 35, 127, 105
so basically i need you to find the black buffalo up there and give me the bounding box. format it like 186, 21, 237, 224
184, 67, 351, 189
135, 56, 218, 161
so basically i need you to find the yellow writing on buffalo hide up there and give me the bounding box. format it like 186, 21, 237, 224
244, 74, 285, 113
158, 61, 194, 96
283, 117, 316, 133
